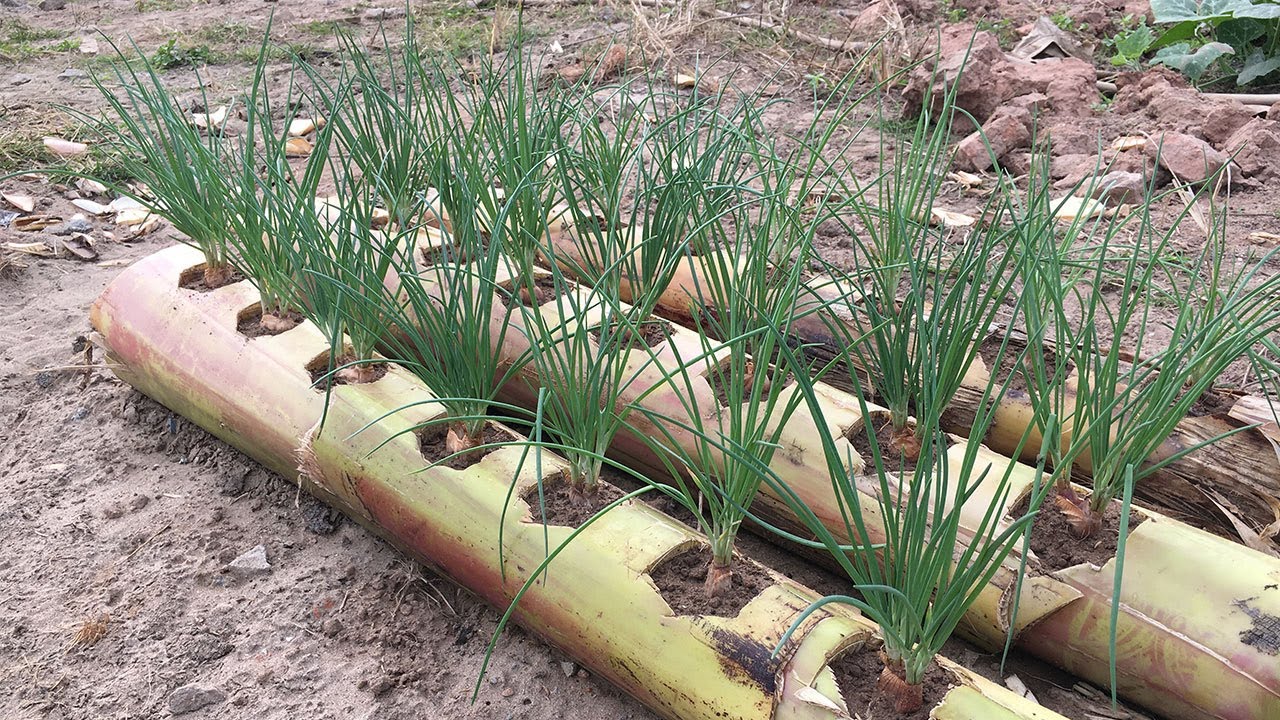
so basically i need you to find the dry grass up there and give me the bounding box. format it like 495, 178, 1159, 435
67, 613, 110, 651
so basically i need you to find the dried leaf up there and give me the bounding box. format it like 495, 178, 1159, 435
13, 214, 60, 231
284, 137, 313, 157
71, 198, 112, 216
930, 207, 976, 227
673, 72, 697, 89
1011, 16, 1092, 61
3, 193, 35, 213
1173, 183, 1209, 238
3, 241, 57, 257
1249, 231, 1280, 245
191, 106, 228, 131
287, 117, 323, 137
108, 196, 144, 213
1206, 490, 1280, 558
794, 686, 843, 711
1003, 674, 1038, 703
43, 137, 88, 157
1051, 196, 1104, 222
1111, 135, 1146, 152
61, 233, 98, 261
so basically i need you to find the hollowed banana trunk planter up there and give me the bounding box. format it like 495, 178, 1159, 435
497, 235, 1280, 720
89, 245, 1063, 720
543, 229, 1280, 552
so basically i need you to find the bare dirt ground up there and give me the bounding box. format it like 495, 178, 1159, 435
1, 0, 1276, 719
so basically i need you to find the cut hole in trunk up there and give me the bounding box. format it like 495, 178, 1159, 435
236, 303, 304, 338
1186, 387, 1242, 417
305, 350, 389, 390
420, 238, 481, 267
498, 274, 565, 309
979, 334, 1071, 398
520, 469, 627, 528
178, 262, 244, 292
649, 546, 772, 618
828, 643, 954, 719
418, 421, 513, 470
1011, 487, 1146, 572
703, 358, 792, 410
845, 412, 947, 476
588, 318, 672, 352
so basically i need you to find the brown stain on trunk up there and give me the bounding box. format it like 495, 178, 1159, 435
706, 626, 779, 695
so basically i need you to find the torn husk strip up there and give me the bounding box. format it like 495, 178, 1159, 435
90, 244, 1064, 720
475, 245, 1280, 720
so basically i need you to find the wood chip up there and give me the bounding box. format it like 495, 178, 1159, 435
115, 208, 153, 226
71, 198, 112, 216
61, 233, 98, 261
287, 117, 323, 137
76, 178, 109, 195
2, 241, 57, 257
43, 137, 88, 157
13, 214, 61, 231
930, 207, 976, 227
284, 137, 313, 157
1111, 136, 1146, 152
2, 193, 35, 213
1003, 674, 1038, 703
948, 170, 985, 189
191, 106, 228, 132
1052, 196, 1104, 222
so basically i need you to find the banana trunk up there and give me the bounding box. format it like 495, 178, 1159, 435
475, 247, 1280, 720
89, 245, 1064, 720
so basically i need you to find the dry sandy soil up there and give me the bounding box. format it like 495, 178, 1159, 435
1, 0, 1277, 719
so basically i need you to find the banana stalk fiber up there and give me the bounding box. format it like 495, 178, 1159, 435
545, 228, 1280, 552
478, 235, 1280, 720
89, 244, 1064, 720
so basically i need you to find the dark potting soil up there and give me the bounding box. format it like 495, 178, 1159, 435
178, 264, 245, 292
588, 319, 672, 351
1187, 388, 1240, 417
418, 422, 513, 470
1016, 488, 1146, 572
649, 547, 772, 618
305, 353, 389, 390
499, 274, 562, 310
236, 306, 304, 338
830, 646, 954, 720
521, 475, 628, 528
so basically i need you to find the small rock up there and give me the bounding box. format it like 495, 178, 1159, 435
35, 371, 54, 389
38, 0, 66, 9
1221, 118, 1280, 179
1269, 102, 1280, 121
1148, 132, 1230, 184
226, 545, 271, 577
1201, 102, 1257, 146
560, 661, 575, 678
130, 495, 151, 512
321, 618, 342, 637
301, 499, 342, 535
502, 687, 515, 697
953, 106, 1031, 172
57, 68, 88, 80
66, 216, 93, 233
1006, 92, 1050, 114
103, 504, 125, 520
168, 684, 225, 715
363, 6, 406, 19
1090, 171, 1145, 205
10, 74, 33, 86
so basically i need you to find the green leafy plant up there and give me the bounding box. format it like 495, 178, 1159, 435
150, 38, 212, 69
1107, 18, 1157, 67
1150, 0, 1280, 84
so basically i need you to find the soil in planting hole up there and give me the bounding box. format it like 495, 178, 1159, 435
521, 472, 628, 528
588, 319, 672, 351
830, 645, 954, 720
178, 263, 245, 292
649, 547, 772, 617
305, 352, 389, 390
1187, 387, 1241, 417
1013, 488, 1146, 572
418, 422, 512, 470
236, 305, 304, 338
499, 275, 564, 310
979, 335, 1068, 397
846, 417, 950, 477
